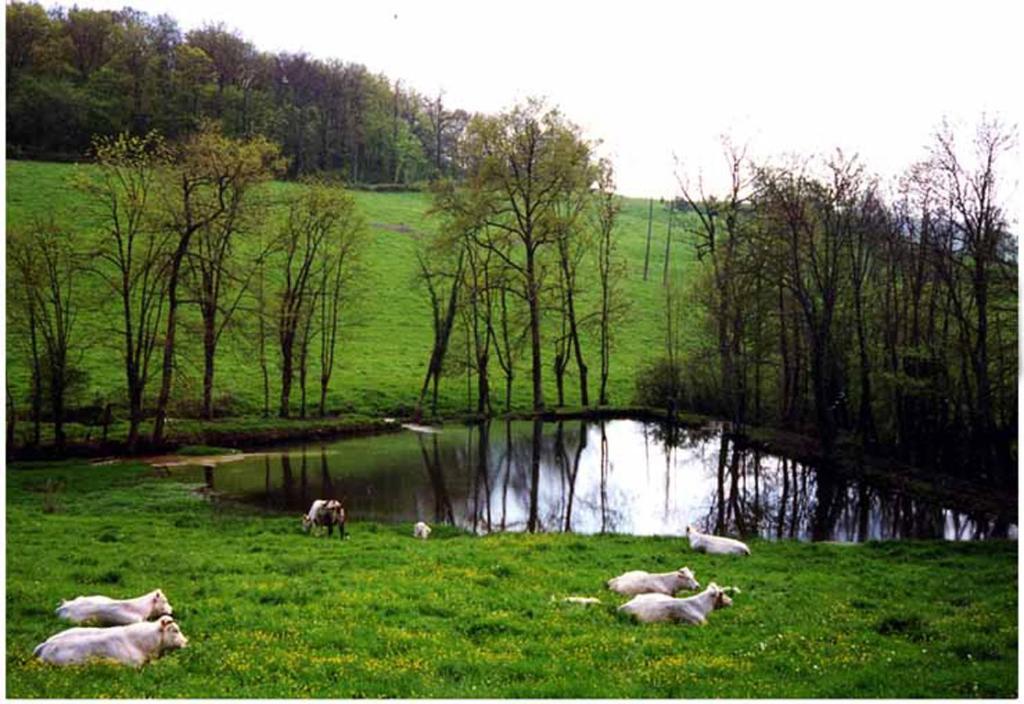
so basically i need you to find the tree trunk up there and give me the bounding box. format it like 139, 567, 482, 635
152, 240, 190, 444
564, 285, 589, 407
643, 199, 653, 281
280, 334, 294, 418
51, 360, 66, 452
525, 247, 545, 411
6, 385, 16, 458
202, 305, 216, 420
28, 306, 42, 447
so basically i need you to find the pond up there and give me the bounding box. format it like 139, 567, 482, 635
169, 419, 1017, 541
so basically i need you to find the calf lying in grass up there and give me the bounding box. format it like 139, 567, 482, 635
619, 583, 734, 624
55, 589, 173, 626
34, 615, 189, 666
606, 567, 700, 596
414, 521, 432, 539
686, 525, 751, 555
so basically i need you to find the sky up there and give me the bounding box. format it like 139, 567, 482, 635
41, 0, 1024, 221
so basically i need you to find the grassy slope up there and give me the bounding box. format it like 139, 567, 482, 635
5, 460, 1018, 698
5, 160, 704, 424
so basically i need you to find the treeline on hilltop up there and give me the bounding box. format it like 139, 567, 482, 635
6, 1, 469, 183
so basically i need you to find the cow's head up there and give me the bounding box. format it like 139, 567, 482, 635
151, 589, 173, 617
158, 616, 189, 650
676, 566, 700, 591
301, 514, 314, 532
707, 583, 733, 609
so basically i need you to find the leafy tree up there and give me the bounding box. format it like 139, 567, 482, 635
151, 122, 283, 442
434, 99, 598, 410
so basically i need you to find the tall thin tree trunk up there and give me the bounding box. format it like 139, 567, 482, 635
201, 302, 216, 420
153, 241, 190, 444
526, 247, 545, 411
662, 202, 673, 284
643, 199, 653, 281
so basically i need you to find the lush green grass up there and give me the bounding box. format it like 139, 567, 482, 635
5, 160, 705, 429
6, 460, 1017, 698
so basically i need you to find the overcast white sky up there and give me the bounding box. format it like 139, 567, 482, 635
45, 0, 1024, 220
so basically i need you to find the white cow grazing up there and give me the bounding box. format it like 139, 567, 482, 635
34, 616, 189, 666
686, 524, 751, 556
413, 521, 432, 539
302, 499, 345, 537
618, 583, 734, 624
302, 499, 330, 531
606, 567, 700, 596
55, 589, 173, 626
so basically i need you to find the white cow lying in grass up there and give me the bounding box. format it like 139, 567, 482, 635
606, 567, 700, 596
619, 583, 734, 624
55, 589, 173, 626
34, 615, 189, 666
413, 521, 432, 539
686, 524, 751, 555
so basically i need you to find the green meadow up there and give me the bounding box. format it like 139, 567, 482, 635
5, 459, 1017, 698
5, 160, 701, 427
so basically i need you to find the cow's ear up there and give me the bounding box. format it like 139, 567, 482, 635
159, 616, 173, 629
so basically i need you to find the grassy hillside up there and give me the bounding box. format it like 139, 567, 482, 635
5, 160, 705, 425
5, 459, 1017, 697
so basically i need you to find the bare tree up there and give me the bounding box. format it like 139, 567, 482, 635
677, 141, 754, 427
274, 182, 346, 417
79, 131, 171, 452
434, 100, 599, 411
593, 160, 624, 405
7, 229, 44, 446
414, 243, 464, 417
929, 117, 1016, 478
30, 221, 84, 451
152, 122, 281, 441
186, 179, 273, 419
316, 189, 364, 416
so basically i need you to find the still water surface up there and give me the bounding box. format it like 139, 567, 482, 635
172, 420, 1016, 541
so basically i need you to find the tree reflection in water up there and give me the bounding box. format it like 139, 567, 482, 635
207, 420, 1013, 541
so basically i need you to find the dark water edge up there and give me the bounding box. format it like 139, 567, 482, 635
169, 419, 1017, 541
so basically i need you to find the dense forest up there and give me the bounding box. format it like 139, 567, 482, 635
6, 1, 468, 183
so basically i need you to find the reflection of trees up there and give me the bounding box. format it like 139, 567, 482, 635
695, 432, 1008, 541
264, 455, 272, 510
470, 422, 492, 533
239, 420, 1009, 542
600, 422, 609, 533
281, 454, 294, 506
649, 421, 717, 450
300, 446, 309, 508
527, 419, 542, 533
419, 434, 455, 524
563, 421, 586, 532
320, 445, 335, 497
500, 419, 512, 530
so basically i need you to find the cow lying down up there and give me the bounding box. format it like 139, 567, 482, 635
34, 616, 189, 666
619, 583, 735, 624
413, 521, 431, 539
55, 589, 173, 626
686, 524, 751, 555
606, 567, 700, 596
